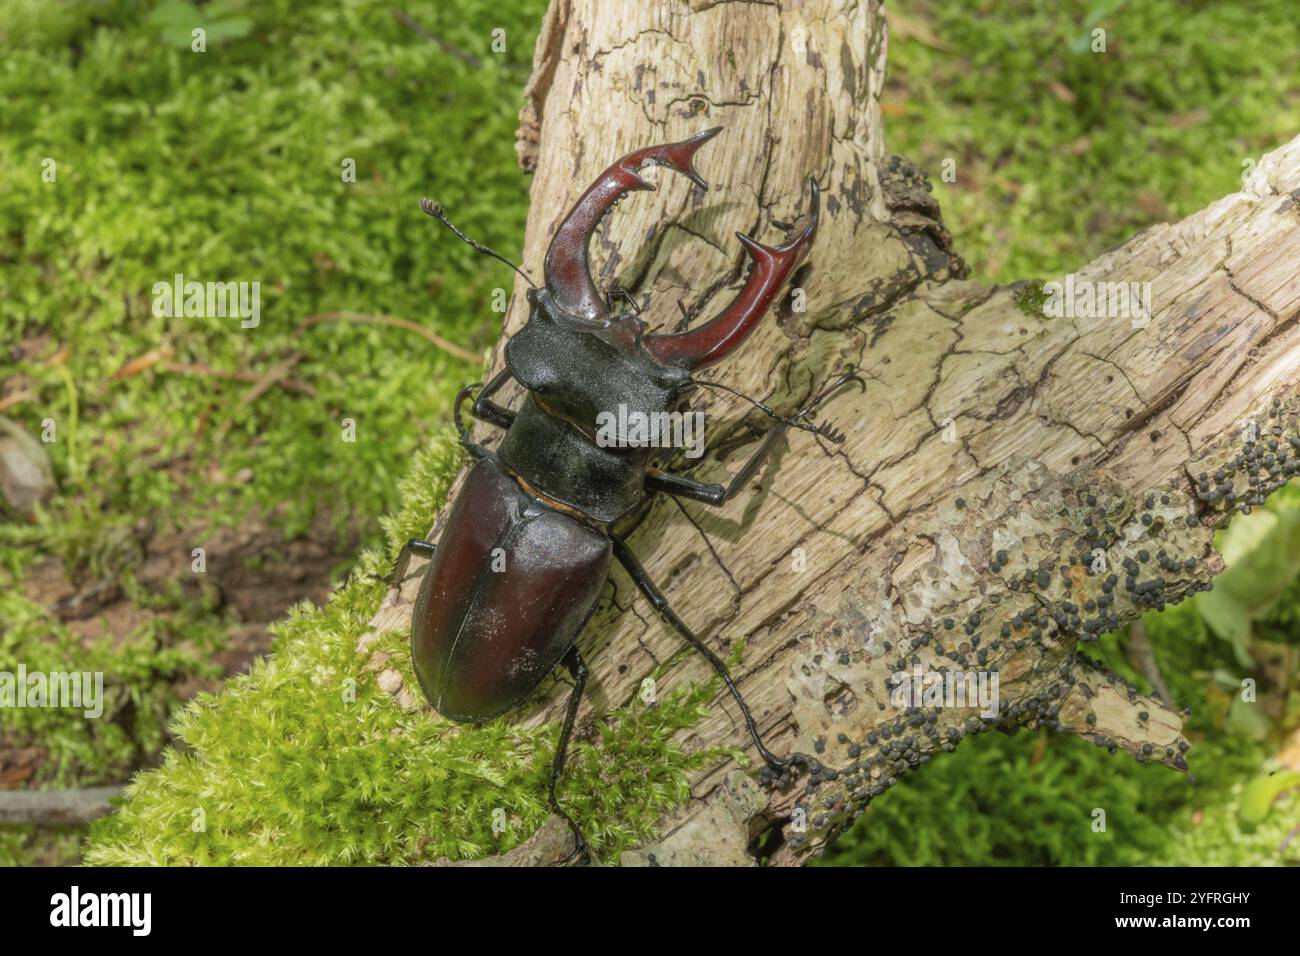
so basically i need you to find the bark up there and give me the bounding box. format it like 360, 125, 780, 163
362, 0, 1300, 865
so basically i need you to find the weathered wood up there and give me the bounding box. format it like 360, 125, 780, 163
362, 0, 1300, 864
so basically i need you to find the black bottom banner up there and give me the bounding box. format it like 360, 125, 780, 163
0, 865, 1285, 942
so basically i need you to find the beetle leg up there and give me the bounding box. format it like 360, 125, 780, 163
550, 646, 591, 866
606, 286, 642, 315
646, 368, 863, 504
457, 377, 506, 460
381, 537, 437, 591
462, 367, 516, 431
611, 536, 814, 780
454, 378, 506, 438
644, 424, 785, 505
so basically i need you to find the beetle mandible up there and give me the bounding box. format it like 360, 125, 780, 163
398, 127, 856, 863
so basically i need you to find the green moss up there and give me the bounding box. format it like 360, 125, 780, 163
0, 0, 544, 538
1155, 785, 1300, 866
884, 0, 1300, 282
819, 730, 1166, 866
85, 592, 730, 865
0, 587, 226, 790
0, 0, 543, 862
819, 729, 1289, 867
1011, 280, 1050, 318
0, 573, 230, 866
0, 827, 83, 868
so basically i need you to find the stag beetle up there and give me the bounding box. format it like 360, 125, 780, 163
396, 127, 855, 863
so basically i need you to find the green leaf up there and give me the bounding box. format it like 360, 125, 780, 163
145, 0, 253, 47
1196, 493, 1300, 665
1239, 771, 1300, 829
1195, 587, 1252, 667
1225, 696, 1271, 740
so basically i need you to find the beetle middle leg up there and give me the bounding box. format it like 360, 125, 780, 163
454, 368, 517, 462
610, 535, 812, 782
645, 367, 863, 505
643, 426, 785, 505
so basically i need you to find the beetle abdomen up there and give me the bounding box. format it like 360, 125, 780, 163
411, 458, 611, 722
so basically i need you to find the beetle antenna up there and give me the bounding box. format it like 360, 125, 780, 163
688, 374, 853, 444
802, 366, 866, 413
420, 197, 537, 288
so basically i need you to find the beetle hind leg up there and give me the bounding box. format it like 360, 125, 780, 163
550, 646, 592, 866
610, 535, 821, 786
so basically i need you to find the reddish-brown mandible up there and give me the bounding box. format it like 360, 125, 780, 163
543, 126, 820, 370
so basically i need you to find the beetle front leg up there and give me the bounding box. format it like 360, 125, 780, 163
611, 536, 819, 784
454, 368, 515, 460
463, 367, 516, 431
550, 646, 591, 866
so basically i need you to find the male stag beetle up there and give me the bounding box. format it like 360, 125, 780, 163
397, 127, 856, 863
